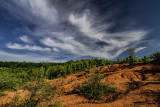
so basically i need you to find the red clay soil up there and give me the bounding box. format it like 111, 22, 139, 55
0, 62, 160, 107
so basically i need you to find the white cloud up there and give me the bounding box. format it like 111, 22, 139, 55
1, 0, 58, 25
69, 13, 149, 59
41, 37, 78, 53
0, 50, 53, 62
53, 47, 59, 52
135, 47, 146, 53
69, 13, 105, 40
7, 43, 51, 52
41, 36, 126, 59
7, 9, 149, 60
20, 35, 33, 43
41, 28, 148, 59
0, 1, 150, 61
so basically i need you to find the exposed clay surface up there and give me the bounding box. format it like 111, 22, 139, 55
0, 62, 160, 107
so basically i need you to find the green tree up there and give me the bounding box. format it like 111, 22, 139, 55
133, 56, 140, 62
150, 51, 160, 60
67, 65, 73, 74
127, 48, 135, 64
142, 56, 150, 63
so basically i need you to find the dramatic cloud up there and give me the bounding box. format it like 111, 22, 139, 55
135, 47, 146, 53
20, 35, 33, 43
6, 43, 52, 52
69, 13, 106, 40
0, 0, 58, 25
0, 51, 53, 62
0, 0, 157, 62
68, 13, 148, 58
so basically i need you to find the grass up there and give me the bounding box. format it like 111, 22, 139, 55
85, 73, 89, 78
0, 91, 5, 97
1, 80, 61, 107
0, 72, 23, 91
84, 69, 91, 78
129, 79, 138, 90
49, 101, 68, 107
60, 79, 65, 86
129, 82, 138, 90
67, 79, 73, 84
52, 101, 63, 107
75, 73, 117, 100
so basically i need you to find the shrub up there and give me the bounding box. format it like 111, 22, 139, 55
0, 72, 23, 90
150, 51, 160, 60
67, 79, 73, 84
127, 48, 135, 64
0, 91, 5, 97
84, 69, 91, 77
75, 74, 117, 100
3, 81, 60, 107
141, 56, 150, 63
23, 81, 60, 101
128, 81, 139, 90
52, 101, 63, 107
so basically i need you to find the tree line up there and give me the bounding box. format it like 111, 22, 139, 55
0, 51, 159, 91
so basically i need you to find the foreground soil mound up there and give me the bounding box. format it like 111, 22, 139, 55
0, 62, 160, 107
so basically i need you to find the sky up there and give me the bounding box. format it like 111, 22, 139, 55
0, 0, 160, 62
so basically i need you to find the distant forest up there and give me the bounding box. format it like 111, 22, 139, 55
0, 51, 159, 91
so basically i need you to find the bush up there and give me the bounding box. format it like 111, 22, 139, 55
141, 56, 150, 63
52, 101, 63, 107
75, 74, 117, 100
127, 48, 135, 64
23, 81, 60, 101
150, 51, 160, 60
3, 81, 60, 107
0, 72, 23, 90
0, 91, 5, 97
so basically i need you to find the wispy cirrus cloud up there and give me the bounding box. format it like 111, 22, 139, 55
40, 12, 148, 59
69, 12, 107, 40
0, 0, 151, 62
6, 43, 52, 52
0, 0, 58, 25
68, 12, 148, 59
135, 47, 146, 53
20, 35, 33, 43
0, 50, 53, 62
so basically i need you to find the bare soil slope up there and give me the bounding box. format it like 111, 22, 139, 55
0, 62, 160, 107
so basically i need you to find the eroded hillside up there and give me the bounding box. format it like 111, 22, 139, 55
0, 62, 160, 107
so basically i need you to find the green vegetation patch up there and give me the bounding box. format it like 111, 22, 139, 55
150, 51, 160, 60
0, 91, 6, 97
2, 81, 61, 107
75, 74, 117, 100
0, 70, 23, 91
